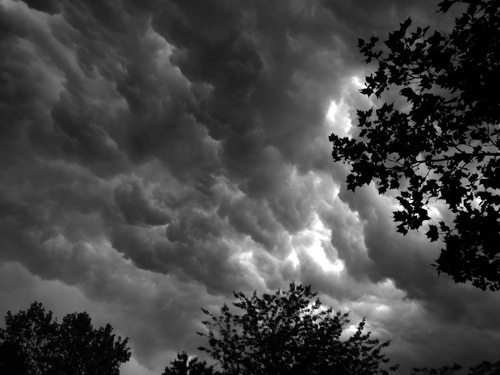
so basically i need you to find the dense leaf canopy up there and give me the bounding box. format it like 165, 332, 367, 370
411, 359, 500, 375
162, 351, 219, 375
329, 0, 500, 290
0, 302, 131, 375
197, 282, 397, 375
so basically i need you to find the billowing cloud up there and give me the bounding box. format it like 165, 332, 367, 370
1, 0, 499, 373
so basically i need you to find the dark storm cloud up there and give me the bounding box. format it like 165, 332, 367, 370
151, 0, 348, 177
21, 0, 61, 14
114, 180, 171, 226
1, 0, 500, 373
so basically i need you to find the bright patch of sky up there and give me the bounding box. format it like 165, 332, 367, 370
326, 76, 365, 137
326, 98, 352, 136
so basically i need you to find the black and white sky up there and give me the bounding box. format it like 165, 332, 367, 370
1, 0, 499, 373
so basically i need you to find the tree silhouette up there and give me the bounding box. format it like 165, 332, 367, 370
162, 351, 219, 375
411, 363, 463, 375
197, 282, 397, 375
329, 0, 500, 290
0, 302, 131, 375
412, 359, 500, 375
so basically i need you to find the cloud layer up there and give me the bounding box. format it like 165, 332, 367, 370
1, 0, 499, 373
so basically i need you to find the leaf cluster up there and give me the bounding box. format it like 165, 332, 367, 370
0, 302, 131, 375
329, 0, 500, 290
412, 359, 500, 375
196, 282, 397, 375
162, 351, 220, 375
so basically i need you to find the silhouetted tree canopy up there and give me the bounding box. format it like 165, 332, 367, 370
162, 351, 219, 375
0, 301, 131, 375
329, 0, 500, 291
197, 282, 397, 375
412, 359, 500, 375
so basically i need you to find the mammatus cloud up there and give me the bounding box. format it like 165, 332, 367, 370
1, 0, 499, 373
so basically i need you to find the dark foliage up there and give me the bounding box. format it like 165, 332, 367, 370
197, 282, 398, 375
412, 359, 500, 375
0, 301, 131, 375
329, 0, 500, 290
162, 351, 219, 375
412, 363, 464, 375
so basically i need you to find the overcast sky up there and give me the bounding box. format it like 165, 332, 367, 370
1, 0, 499, 374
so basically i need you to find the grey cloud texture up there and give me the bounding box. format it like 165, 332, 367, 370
1, 0, 499, 373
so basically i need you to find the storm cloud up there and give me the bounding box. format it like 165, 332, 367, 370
1, 0, 499, 374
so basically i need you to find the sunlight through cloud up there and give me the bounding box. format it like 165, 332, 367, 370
294, 214, 345, 274
326, 98, 352, 136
